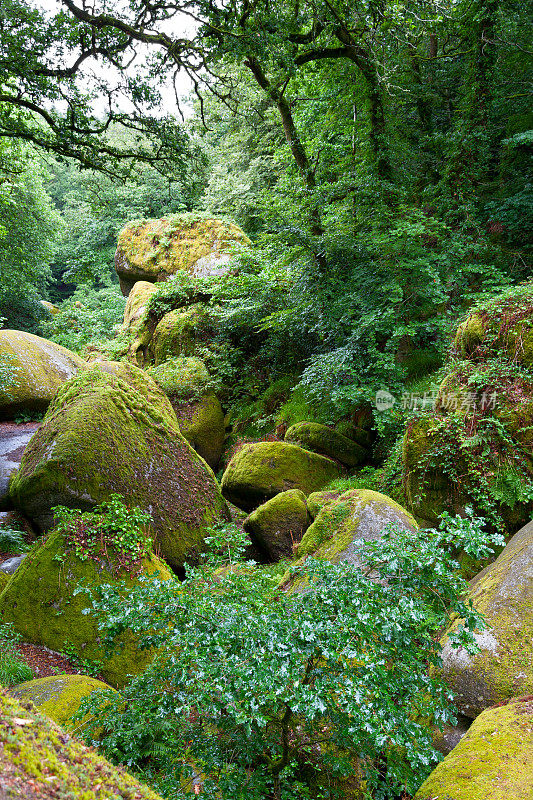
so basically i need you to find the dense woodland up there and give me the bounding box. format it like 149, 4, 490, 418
0, 0, 532, 798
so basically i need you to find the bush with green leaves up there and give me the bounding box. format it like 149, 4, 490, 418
41, 285, 126, 353
0, 623, 34, 686
0, 524, 29, 555
77, 510, 500, 800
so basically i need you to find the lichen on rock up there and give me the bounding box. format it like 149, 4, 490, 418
439, 518, 533, 718
0, 688, 165, 799
9, 674, 116, 730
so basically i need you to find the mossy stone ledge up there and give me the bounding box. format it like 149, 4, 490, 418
8, 362, 230, 569
220, 441, 341, 511
284, 421, 367, 467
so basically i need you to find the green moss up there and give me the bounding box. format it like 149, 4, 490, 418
148, 357, 210, 399
244, 490, 309, 561
454, 313, 486, 357
220, 441, 341, 511
0, 571, 11, 593
0, 530, 173, 687
0, 689, 165, 798
306, 490, 342, 519
8, 363, 229, 569
0, 330, 84, 418
150, 305, 212, 364
284, 422, 366, 467
415, 698, 533, 799
115, 214, 251, 295
9, 674, 116, 730
122, 281, 157, 331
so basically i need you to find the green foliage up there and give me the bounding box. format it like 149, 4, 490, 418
0, 524, 29, 555
78, 511, 500, 799
52, 494, 153, 576
59, 642, 103, 679
0, 141, 63, 330
0, 623, 34, 686
41, 286, 126, 354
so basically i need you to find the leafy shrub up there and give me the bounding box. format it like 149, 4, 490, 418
41, 285, 126, 353
78, 511, 500, 799
0, 525, 29, 555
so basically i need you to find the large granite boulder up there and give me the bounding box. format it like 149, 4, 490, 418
439, 519, 533, 718
9, 674, 116, 729
148, 357, 225, 469
284, 421, 366, 467
0, 688, 165, 799
0, 528, 173, 687
415, 696, 533, 799
244, 489, 310, 561
0, 330, 84, 418
8, 362, 229, 568
296, 489, 418, 564
220, 441, 341, 511
115, 214, 250, 296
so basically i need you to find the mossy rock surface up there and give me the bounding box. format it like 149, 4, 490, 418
415, 696, 533, 799
439, 519, 533, 718
220, 441, 341, 511
115, 214, 251, 296
40, 300, 60, 316
296, 489, 418, 564
0, 331, 84, 418
122, 281, 157, 331
148, 358, 225, 469
0, 688, 165, 799
8, 363, 229, 568
150, 305, 213, 364
285, 422, 366, 467
0, 529, 173, 687
306, 490, 342, 519
244, 490, 310, 562
9, 674, 116, 730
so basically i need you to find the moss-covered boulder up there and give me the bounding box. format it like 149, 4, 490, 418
220, 441, 341, 511
8, 363, 229, 568
9, 674, 116, 729
284, 422, 366, 467
415, 696, 533, 799
122, 280, 157, 331
296, 489, 418, 564
243, 490, 310, 561
403, 297, 533, 529
40, 300, 60, 316
0, 688, 165, 799
115, 214, 251, 296
0, 331, 84, 418
0, 529, 173, 687
439, 519, 533, 718
150, 304, 213, 364
120, 280, 158, 364
454, 283, 533, 365
148, 357, 225, 469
